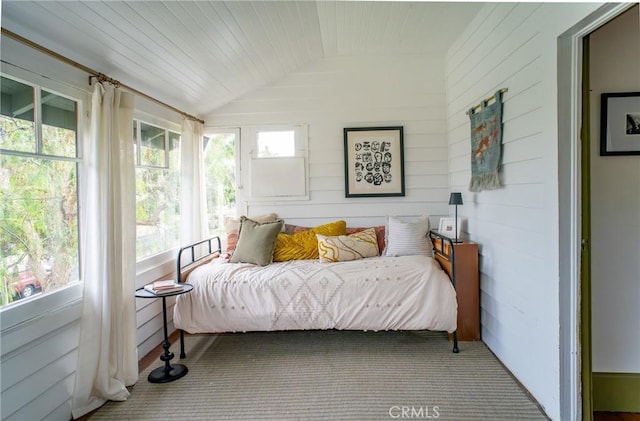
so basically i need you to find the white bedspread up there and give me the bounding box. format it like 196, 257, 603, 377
174, 255, 457, 334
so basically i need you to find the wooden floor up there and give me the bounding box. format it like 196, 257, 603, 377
595, 412, 640, 421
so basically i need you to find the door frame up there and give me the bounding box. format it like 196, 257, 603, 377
557, 3, 632, 420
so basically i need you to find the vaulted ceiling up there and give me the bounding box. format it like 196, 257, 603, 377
1, 1, 483, 117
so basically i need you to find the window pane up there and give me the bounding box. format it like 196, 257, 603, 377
42, 90, 78, 157
168, 131, 180, 168
0, 155, 79, 307
257, 130, 295, 157
0, 77, 36, 153
140, 123, 166, 167
204, 132, 236, 237
135, 166, 180, 259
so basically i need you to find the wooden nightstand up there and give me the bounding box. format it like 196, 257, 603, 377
451, 241, 480, 341
430, 233, 481, 342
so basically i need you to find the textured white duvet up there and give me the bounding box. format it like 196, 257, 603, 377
174, 255, 457, 334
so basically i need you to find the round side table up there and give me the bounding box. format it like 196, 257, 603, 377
135, 283, 193, 383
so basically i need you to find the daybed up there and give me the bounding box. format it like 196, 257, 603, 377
173, 216, 460, 353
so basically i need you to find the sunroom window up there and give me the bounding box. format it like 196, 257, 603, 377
0, 75, 81, 308
133, 120, 181, 260
203, 130, 238, 238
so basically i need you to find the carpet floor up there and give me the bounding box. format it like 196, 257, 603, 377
89, 330, 548, 420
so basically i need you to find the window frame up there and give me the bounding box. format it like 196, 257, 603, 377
0, 68, 86, 323
202, 127, 242, 240
241, 124, 309, 202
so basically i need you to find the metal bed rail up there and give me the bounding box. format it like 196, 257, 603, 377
176, 236, 222, 283
176, 236, 222, 358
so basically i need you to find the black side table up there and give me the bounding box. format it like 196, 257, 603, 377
135, 283, 193, 383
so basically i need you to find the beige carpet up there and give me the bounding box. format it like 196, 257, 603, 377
89, 330, 548, 420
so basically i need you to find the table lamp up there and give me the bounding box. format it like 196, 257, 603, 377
448, 192, 463, 243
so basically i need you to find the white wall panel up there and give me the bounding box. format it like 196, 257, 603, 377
445, 3, 601, 419
207, 54, 451, 228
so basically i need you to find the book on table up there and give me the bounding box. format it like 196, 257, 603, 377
144, 280, 183, 295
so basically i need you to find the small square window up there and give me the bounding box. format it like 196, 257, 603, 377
257, 130, 295, 158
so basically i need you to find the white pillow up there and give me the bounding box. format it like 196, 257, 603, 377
384, 216, 433, 257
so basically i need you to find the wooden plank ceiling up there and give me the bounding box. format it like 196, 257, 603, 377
1, 1, 482, 117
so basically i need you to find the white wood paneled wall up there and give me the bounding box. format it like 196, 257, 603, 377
207, 54, 451, 228
445, 3, 601, 419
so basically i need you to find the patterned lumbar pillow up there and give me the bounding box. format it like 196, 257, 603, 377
229, 217, 284, 266
384, 215, 433, 257
317, 228, 380, 262
273, 220, 347, 261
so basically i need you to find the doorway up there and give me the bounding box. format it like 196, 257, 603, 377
558, 3, 639, 421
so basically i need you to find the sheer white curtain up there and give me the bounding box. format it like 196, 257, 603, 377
180, 118, 208, 245
72, 83, 138, 418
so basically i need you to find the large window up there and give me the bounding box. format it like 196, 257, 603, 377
203, 130, 237, 238
0, 75, 80, 308
133, 120, 181, 260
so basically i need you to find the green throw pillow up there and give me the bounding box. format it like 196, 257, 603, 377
229, 216, 284, 266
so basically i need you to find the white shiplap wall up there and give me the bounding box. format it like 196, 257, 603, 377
207, 54, 450, 228
445, 3, 601, 419
0, 35, 176, 421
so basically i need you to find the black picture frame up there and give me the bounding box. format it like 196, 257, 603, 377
343, 126, 405, 197
600, 92, 640, 156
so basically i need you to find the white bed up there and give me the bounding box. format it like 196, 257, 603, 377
174, 254, 457, 334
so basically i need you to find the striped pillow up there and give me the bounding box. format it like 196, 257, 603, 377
384, 216, 433, 257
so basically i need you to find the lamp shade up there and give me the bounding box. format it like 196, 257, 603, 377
449, 192, 463, 205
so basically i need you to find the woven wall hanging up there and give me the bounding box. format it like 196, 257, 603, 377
468, 89, 505, 192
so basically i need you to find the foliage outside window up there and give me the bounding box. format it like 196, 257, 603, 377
0, 75, 80, 308
203, 132, 236, 238
134, 120, 181, 260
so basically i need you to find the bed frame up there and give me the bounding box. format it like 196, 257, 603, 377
428, 230, 459, 353
174, 230, 459, 355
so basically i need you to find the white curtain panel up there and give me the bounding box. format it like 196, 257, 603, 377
180, 118, 207, 245
72, 83, 138, 418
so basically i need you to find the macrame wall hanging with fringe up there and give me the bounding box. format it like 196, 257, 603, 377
468, 89, 506, 192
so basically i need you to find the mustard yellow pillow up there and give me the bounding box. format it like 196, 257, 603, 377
317, 228, 380, 262
273, 220, 346, 261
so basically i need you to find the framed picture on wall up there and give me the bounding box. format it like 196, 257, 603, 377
600, 92, 640, 156
343, 126, 405, 197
